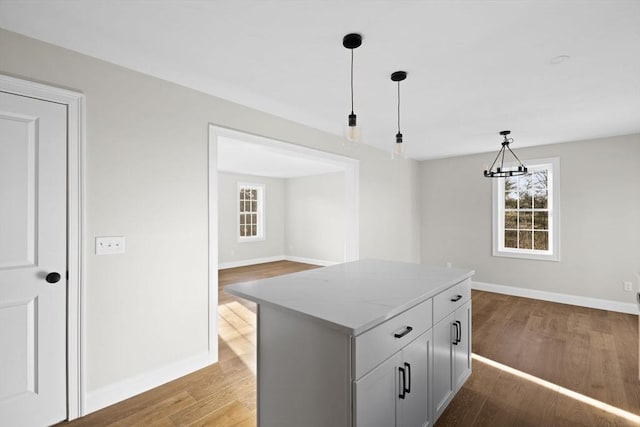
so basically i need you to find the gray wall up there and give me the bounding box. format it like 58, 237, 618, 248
0, 28, 421, 395
420, 133, 640, 303
285, 172, 345, 263
218, 170, 346, 266
218, 172, 285, 264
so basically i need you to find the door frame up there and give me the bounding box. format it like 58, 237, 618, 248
0, 74, 86, 420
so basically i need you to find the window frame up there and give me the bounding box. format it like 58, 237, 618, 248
237, 182, 265, 242
492, 157, 560, 261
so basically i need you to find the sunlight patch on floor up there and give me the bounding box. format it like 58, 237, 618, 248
218, 301, 257, 375
472, 353, 640, 424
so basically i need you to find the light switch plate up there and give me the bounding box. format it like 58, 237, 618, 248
96, 236, 125, 255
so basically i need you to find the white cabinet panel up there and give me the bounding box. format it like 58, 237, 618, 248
398, 330, 432, 427
433, 300, 472, 422
433, 278, 470, 324
354, 298, 432, 379
433, 312, 454, 417
354, 352, 401, 427
355, 330, 432, 427
453, 301, 472, 390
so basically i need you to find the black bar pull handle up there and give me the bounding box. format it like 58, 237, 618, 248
450, 294, 463, 302
404, 362, 411, 394
455, 320, 462, 344
394, 325, 413, 339
398, 366, 406, 399
452, 322, 459, 345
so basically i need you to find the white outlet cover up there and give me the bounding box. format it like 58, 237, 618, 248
623, 281, 633, 292
96, 236, 126, 255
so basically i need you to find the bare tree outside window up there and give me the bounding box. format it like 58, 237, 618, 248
503, 171, 549, 250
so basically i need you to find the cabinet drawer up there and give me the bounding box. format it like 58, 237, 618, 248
353, 298, 432, 379
433, 278, 471, 324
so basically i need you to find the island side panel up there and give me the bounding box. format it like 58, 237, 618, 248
258, 304, 352, 427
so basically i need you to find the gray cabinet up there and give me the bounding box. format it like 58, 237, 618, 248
453, 301, 472, 391
433, 282, 472, 422
354, 352, 401, 427
398, 330, 432, 427
224, 260, 475, 427
354, 330, 432, 427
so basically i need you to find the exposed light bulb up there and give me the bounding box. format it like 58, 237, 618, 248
393, 137, 404, 159
344, 113, 362, 143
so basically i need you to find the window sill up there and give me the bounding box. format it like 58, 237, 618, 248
492, 249, 559, 262
238, 237, 265, 243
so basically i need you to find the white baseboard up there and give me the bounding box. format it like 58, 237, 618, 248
472, 281, 639, 315
218, 255, 286, 270
218, 255, 340, 270
84, 351, 215, 415
284, 255, 340, 267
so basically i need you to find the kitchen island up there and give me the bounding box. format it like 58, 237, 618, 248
225, 259, 474, 427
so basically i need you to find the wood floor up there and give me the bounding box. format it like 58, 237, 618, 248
438, 291, 639, 426
59, 261, 639, 427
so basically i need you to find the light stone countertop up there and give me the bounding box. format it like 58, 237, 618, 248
224, 259, 474, 336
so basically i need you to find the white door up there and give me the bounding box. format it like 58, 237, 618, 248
0, 91, 67, 426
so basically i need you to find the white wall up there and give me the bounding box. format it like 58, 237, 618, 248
0, 28, 421, 407
285, 172, 345, 263
420, 133, 640, 304
218, 172, 285, 265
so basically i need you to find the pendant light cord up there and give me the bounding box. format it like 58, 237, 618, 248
350, 49, 355, 114
397, 81, 401, 133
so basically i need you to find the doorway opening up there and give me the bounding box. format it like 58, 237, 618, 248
208, 124, 359, 366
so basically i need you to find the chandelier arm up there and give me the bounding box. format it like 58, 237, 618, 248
500, 144, 507, 170
506, 145, 526, 168
487, 146, 504, 171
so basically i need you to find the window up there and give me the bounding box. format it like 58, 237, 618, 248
493, 158, 559, 261
238, 183, 264, 241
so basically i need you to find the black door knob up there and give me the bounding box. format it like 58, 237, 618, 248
46, 272, 61, 284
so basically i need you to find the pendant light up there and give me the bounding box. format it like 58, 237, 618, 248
343, 33, 363, 143
483, 130, 528, 177
391, 71, 407, 159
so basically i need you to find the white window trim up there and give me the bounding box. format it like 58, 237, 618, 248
237, 182, 265, 242
492, 157, 560, 261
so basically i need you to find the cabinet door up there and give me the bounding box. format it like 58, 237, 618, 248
433, 312, 455, 420
354, 352, 402, 427
398, 330, 432, 427
453, 301, 472, 390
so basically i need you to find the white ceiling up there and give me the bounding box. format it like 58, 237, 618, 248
217, 136, 344, 178
1, 1, 639, 160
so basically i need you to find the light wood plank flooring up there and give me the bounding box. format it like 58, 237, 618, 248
59, 261, 639, 426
